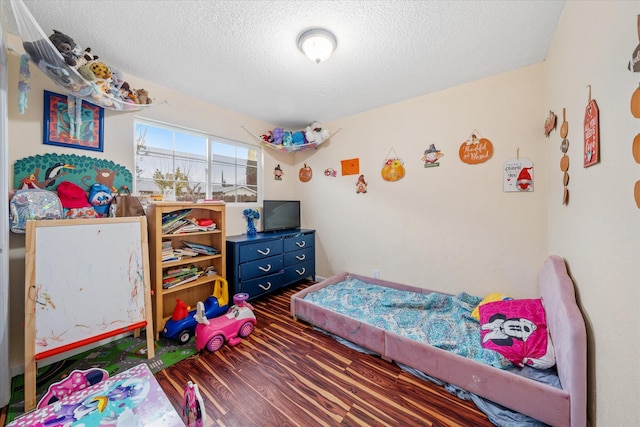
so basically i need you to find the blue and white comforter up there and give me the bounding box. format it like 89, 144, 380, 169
303, 278, 511, 369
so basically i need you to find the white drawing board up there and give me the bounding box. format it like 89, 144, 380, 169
24, 217, 154, 411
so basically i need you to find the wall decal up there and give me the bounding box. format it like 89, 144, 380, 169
274, 164, 283, 181
13, 153, 132, 192
341, 158, 360, 176
356, 175, 368, 194
422, 144, 444, 168
504, 154, 534, 192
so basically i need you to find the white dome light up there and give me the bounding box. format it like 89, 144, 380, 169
297, 28, 337, 64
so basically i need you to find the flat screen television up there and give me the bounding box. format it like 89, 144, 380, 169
262, 200, 301, 232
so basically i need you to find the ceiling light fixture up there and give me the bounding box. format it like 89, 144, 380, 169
297, 28, 337, 64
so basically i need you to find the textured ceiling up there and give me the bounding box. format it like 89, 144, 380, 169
5, 0, 565, 129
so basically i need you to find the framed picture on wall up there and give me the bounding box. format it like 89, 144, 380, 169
43, 90, 104, 152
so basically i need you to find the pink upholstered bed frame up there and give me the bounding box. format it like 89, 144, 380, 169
290, 255, 587, 427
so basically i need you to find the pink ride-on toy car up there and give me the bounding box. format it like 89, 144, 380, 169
195, 293, 257, 352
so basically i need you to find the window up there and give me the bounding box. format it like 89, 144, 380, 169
135, 120, 261, 204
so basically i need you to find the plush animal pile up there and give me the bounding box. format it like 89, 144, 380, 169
23, 29, 153, 106
260, 121, 331, 149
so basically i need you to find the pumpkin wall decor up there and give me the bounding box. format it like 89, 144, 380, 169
459, 131, 493, 165
631, 83, 640, 118
299, 163, 312, 182
381, 147, 405, 182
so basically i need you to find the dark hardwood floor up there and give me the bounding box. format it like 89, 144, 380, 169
154, 282, 494, 427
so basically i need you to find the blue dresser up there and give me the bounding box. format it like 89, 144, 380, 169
226, 229, 315, 299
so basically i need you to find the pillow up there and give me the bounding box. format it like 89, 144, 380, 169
471, 293, 512, 321
479, 299, 556, 369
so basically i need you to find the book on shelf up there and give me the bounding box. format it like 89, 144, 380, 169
163, 266, 198, 280
163, 273, 201, 289
161, 209, 193, 234
182, 241, 219, 255
174, 247, 199, 257
170, 218, 217, 234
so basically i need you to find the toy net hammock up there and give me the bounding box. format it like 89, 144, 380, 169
5, 0, 156, 111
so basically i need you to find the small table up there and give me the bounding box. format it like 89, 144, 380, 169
7, 364, 185, 427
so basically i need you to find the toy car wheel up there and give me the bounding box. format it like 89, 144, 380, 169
239, 321, 254, 338
177, 330, 192, 345
206, 334, 225, 352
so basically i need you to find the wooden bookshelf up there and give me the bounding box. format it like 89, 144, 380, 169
147, 202, 225, 340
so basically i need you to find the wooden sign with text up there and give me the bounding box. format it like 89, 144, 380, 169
583, 99, 600, 167
459, 138, 493, 164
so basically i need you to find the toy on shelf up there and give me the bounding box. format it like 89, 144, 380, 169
161, 278, 229, 344
195, 293, 256, 352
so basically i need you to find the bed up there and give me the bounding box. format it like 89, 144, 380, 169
290, 255, 586, 427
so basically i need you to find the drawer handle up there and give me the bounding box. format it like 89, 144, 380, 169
295, 254, 306, 261
257, 248, 271, 255
258, 282, 272, 291
295, 241, 306, 248
258, 264, 272, 272
296, 267, 306, 276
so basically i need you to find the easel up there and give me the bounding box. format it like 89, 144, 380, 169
23, 217, 155, 411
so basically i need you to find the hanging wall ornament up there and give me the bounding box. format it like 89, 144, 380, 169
422, 144, 444, 168
381, 147, 405, 182
341, 158, 359, 176
356, 175, 368, 194
583, 85, 600, 168
504, 150, 533, 192
324, 168, 337, 177
560, 111, 570, 205
459, 130, 493, 164
274, 164, 283, 180
628, 15, 640, 72
544, 110, 557, 137
630, 83, 640, 118
299, 163, 312, 182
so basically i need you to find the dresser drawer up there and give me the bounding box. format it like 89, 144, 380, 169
239, 239, 283, 263
240, 272, 284, 298
283, 233, 314, 252
283, 247, 314, 267
283, 260, 314, 283
240, 255, 283, 281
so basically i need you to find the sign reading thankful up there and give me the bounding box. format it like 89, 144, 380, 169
459, 135, 493, 164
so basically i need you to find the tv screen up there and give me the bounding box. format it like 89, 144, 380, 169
262, 200, 301, 232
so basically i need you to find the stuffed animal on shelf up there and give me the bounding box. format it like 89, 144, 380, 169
73, 47, 98, 69
272, 127, 284, 145
282, 131, 293, 146
136, 88, 152, 104
292, 131, 307, 145
88, 60, 112, 80
49, 30, 82, 66
305, 121, 330, 145
260, 131, 274, 143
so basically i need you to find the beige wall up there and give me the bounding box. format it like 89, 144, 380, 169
300, 63, 548, 299
543, 2, 640, 426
